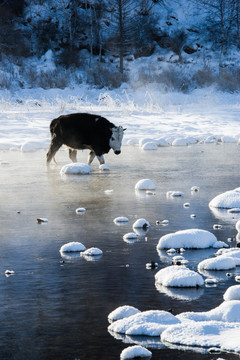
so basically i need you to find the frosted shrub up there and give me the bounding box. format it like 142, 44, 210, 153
193, 67, 215, 87
87, 64, 127, 89
38, 70, 69, 89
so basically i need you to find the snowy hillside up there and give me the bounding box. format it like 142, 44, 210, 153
0, 0, 240, 92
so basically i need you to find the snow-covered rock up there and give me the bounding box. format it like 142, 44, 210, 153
198, 256, 236, 271
141, 142, 158, 150
60, 163, 92, 175
161, 320, 240, 353
157, 229, 227, 250
133, 218, 150, 229
114, 216, 129, 224
75, 207, 86, 214
99, 164, 110, 171
215, 248, 240, 266
177, 300, 240, 323
155, 265, 204, 287
59, 241, 86, 253
108, 310, 180, 336
223, 285, 240, 301
120, 345, 152, 359
209, 187, 240, 209
123, 233, 138, 242
135, 179, 156, 190
167, 191, 184, 197
81, 247, 103, 256
108, 305, 140, 322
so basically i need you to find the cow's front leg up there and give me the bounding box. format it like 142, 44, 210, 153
69, 148, 77, 162
88, 150, 96, 165
97, 155, 105, 165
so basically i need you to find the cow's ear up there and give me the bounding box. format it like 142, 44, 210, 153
123, 128, 127, 131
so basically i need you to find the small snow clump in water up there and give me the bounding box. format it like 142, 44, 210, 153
76, 207, 86, 214
167, 191, 184, 197
81, 247, 103, 256
5, 270, 15, 276
133, 218, 150, 229
60, 163, 92, 175
120, 345, 152, 359
60, 242, 86, 253
123, 233, 138, 241
209, 187, 240, 209
108, 305, 140, 322
191, 186, 200, 192
114, 216, 129, 224
135, 179, 156, 190
155, 265, 204, 287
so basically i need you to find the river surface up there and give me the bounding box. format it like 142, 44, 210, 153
0, 144, 240, 360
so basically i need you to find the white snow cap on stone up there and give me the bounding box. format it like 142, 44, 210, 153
157, 229, 227, 250
108, 309, 180, 336
135, 179, 156, 190
60, 163, 92, 175
60, 241, 86, 253
198, 256, 236, 271
155, 265, 204, 287
108, 305, 140, 322
99, 163, 110, 171
215, 248, 240, 266
81, 247, 103, 256
223, 285, 240, 301
209, 187, 240, 209
133, 218, 150, 229
141, 142, 158, 150
120, 345, 152, 359
114, 216, 129, 223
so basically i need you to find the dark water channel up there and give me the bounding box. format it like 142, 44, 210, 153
0, 144, 240, 360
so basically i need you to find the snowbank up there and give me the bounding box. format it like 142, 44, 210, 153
81, 247, 103, 256
156, 229, 227, 250
155, 265, 204, 287
209, 187, 240, 209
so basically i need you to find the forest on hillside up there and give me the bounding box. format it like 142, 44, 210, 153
0, 0, 240, 91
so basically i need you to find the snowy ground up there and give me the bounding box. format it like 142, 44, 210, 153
0, 85, 240, 150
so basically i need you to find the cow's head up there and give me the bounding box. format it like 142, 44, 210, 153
109, 126, 126, 155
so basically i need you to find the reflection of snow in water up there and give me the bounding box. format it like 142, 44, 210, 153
155, 282, 204, 301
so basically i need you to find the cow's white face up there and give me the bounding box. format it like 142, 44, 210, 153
109, 126, 125, 155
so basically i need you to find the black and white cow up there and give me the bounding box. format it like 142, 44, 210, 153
46, 113, 126, 165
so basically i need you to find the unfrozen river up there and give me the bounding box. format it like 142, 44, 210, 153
0, 144, 240, 360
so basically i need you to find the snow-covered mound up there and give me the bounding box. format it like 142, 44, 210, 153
209, 187, 240, 209
166, 190, 184, 197
161, 320, 240, 353
135, 179, 156, 190
215, 247, 240, 266
123, 233, 138, 242
155, 265, 204, 288
177, 300, 240, 322
59, 241, 86, 253
81, 247, 103, 256
120, 345, 152, 359
198, 256, 236, 271
108, 310, 180, 336
99, 164, 110, 171
75, 207, 86, 214
108, 305, 140, 322
156, 229, 227, 250
21, 140, 49, 151
60, 163, 92, 175
224, 285, 240, 301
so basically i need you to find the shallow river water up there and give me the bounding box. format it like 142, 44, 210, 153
0, 144, 240, 360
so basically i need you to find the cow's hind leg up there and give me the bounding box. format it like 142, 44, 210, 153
88, 150, 96, 165
46, 136, 62, 165
69, 148, 77, 162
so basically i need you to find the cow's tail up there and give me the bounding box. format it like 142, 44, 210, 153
49, 117, 63, 138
